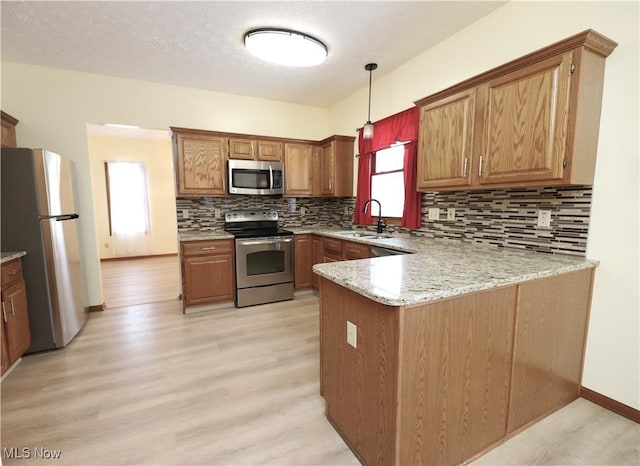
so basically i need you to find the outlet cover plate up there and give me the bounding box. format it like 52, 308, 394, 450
537, 210, 551, 228
428, 207, 440, 221
447, 208, 456, 221
347, 321, 357, 348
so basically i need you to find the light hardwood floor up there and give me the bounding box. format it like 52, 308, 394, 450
1, 295, 638, 465
100, 255, 181, 309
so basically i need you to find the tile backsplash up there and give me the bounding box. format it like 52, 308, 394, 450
176, 196, 355, 231
413, 186, 592, 256
177, 186, 592, 256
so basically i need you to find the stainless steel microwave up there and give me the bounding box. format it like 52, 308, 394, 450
227, 159, 284, 195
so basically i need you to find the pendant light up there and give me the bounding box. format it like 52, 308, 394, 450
363, 63, 378, 140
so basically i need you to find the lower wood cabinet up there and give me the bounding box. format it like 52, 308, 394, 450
294, 235, 313, 290
180, 239, 234, 309
319, 267, 595, 466
312, 236, 323, 289
1, 257, 31, 376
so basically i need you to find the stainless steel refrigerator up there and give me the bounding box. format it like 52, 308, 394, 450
1, 148, 87, 353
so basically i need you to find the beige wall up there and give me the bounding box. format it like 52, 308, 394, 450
87, 130, 178, 259
0, 65, 329, 308
330, 2, 639, 409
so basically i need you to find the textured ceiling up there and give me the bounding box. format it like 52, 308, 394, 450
1, 1, 506, 107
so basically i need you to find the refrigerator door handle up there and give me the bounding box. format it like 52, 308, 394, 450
38, 214, 80, 221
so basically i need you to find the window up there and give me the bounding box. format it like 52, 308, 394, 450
105, 161, 150, 236
370, 144, 405, 218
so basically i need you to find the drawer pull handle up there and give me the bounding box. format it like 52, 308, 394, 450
10, 297, 15, 316
8, 269, 20, 275
201, 247, 216, 250
2, 302, 7, 322
349, 249, 358, 254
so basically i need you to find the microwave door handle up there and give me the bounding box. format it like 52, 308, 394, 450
269, 165, 274, 189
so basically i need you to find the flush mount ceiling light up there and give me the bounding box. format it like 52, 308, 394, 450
362, 63, 378, 140
244, 28, 328, 67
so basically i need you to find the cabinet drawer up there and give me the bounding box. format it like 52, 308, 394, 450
1, 259, 23, 287
343, 241, 370, 260
323, 238, 343, 256
181, 240, 233, 257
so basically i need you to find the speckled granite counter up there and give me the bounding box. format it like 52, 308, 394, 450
178, 231, 233, 242
1, 251, 26, 264
312, 235, 597, 306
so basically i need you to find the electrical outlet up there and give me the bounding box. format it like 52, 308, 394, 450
104, 242, 109, 249
300, 206, 307, 216
428, 207, 440, 221
537, 210, 552, 228
182, 209, 189, 219
447, 208, 456, 221
347, 321, 357, 348
344, 206, 349, 215
215, 208, 221, 219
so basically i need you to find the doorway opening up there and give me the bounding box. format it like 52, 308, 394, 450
87, 123, 180, 309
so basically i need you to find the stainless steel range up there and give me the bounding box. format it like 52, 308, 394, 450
224, 210, 294, 308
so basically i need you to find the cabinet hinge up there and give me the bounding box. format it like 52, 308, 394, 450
570, 63, 576, 74
563, 158, 568, 168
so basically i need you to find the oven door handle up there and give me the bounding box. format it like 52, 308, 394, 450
238, 238, 293, 247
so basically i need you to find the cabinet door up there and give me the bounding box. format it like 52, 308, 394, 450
312, 146, 323, 197
257, 140, 283, 162
478, 52, 572, 185
417, 89, 475, 189
284, 144, 313, 196
176, 134, 228, 196
1, 315, 10, 375
294, 235, 313, 289
183, 254, 234, 305
3, 281, 31, 362
229, 138, 255, 160
320, 142, 336, 195
343, 241, 369, 260
312, 236, 323, 289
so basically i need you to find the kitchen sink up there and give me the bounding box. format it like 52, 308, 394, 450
337, 231, 393, 239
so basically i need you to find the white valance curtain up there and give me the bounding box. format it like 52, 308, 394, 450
106, 161, 151, 257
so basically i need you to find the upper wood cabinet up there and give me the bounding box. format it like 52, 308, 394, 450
477, 53, 571, 185
171, 128, 228, 197
229, 138, 283, 162
415, 29, 617, 191
417, 89, 475, 189
171, 126, 353, 198
284, 143, 313, 196
317, 136, 355, 197
1, 111, 19, 148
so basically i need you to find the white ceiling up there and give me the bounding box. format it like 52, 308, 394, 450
1, 1, 506, 107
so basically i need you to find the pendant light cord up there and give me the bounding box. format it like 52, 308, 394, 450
367, 68, 372, 122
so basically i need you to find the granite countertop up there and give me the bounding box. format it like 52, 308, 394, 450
311, 233, 598, 307
1, 251, 27, 264
178, 230, 234, 242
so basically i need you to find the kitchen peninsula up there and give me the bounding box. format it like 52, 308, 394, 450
313, 238, 597, 466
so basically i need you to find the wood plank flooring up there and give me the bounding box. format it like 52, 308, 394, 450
1, 295, 638, 465
100, 255, 181, 309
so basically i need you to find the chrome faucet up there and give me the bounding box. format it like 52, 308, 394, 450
362, 198, 386, 234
